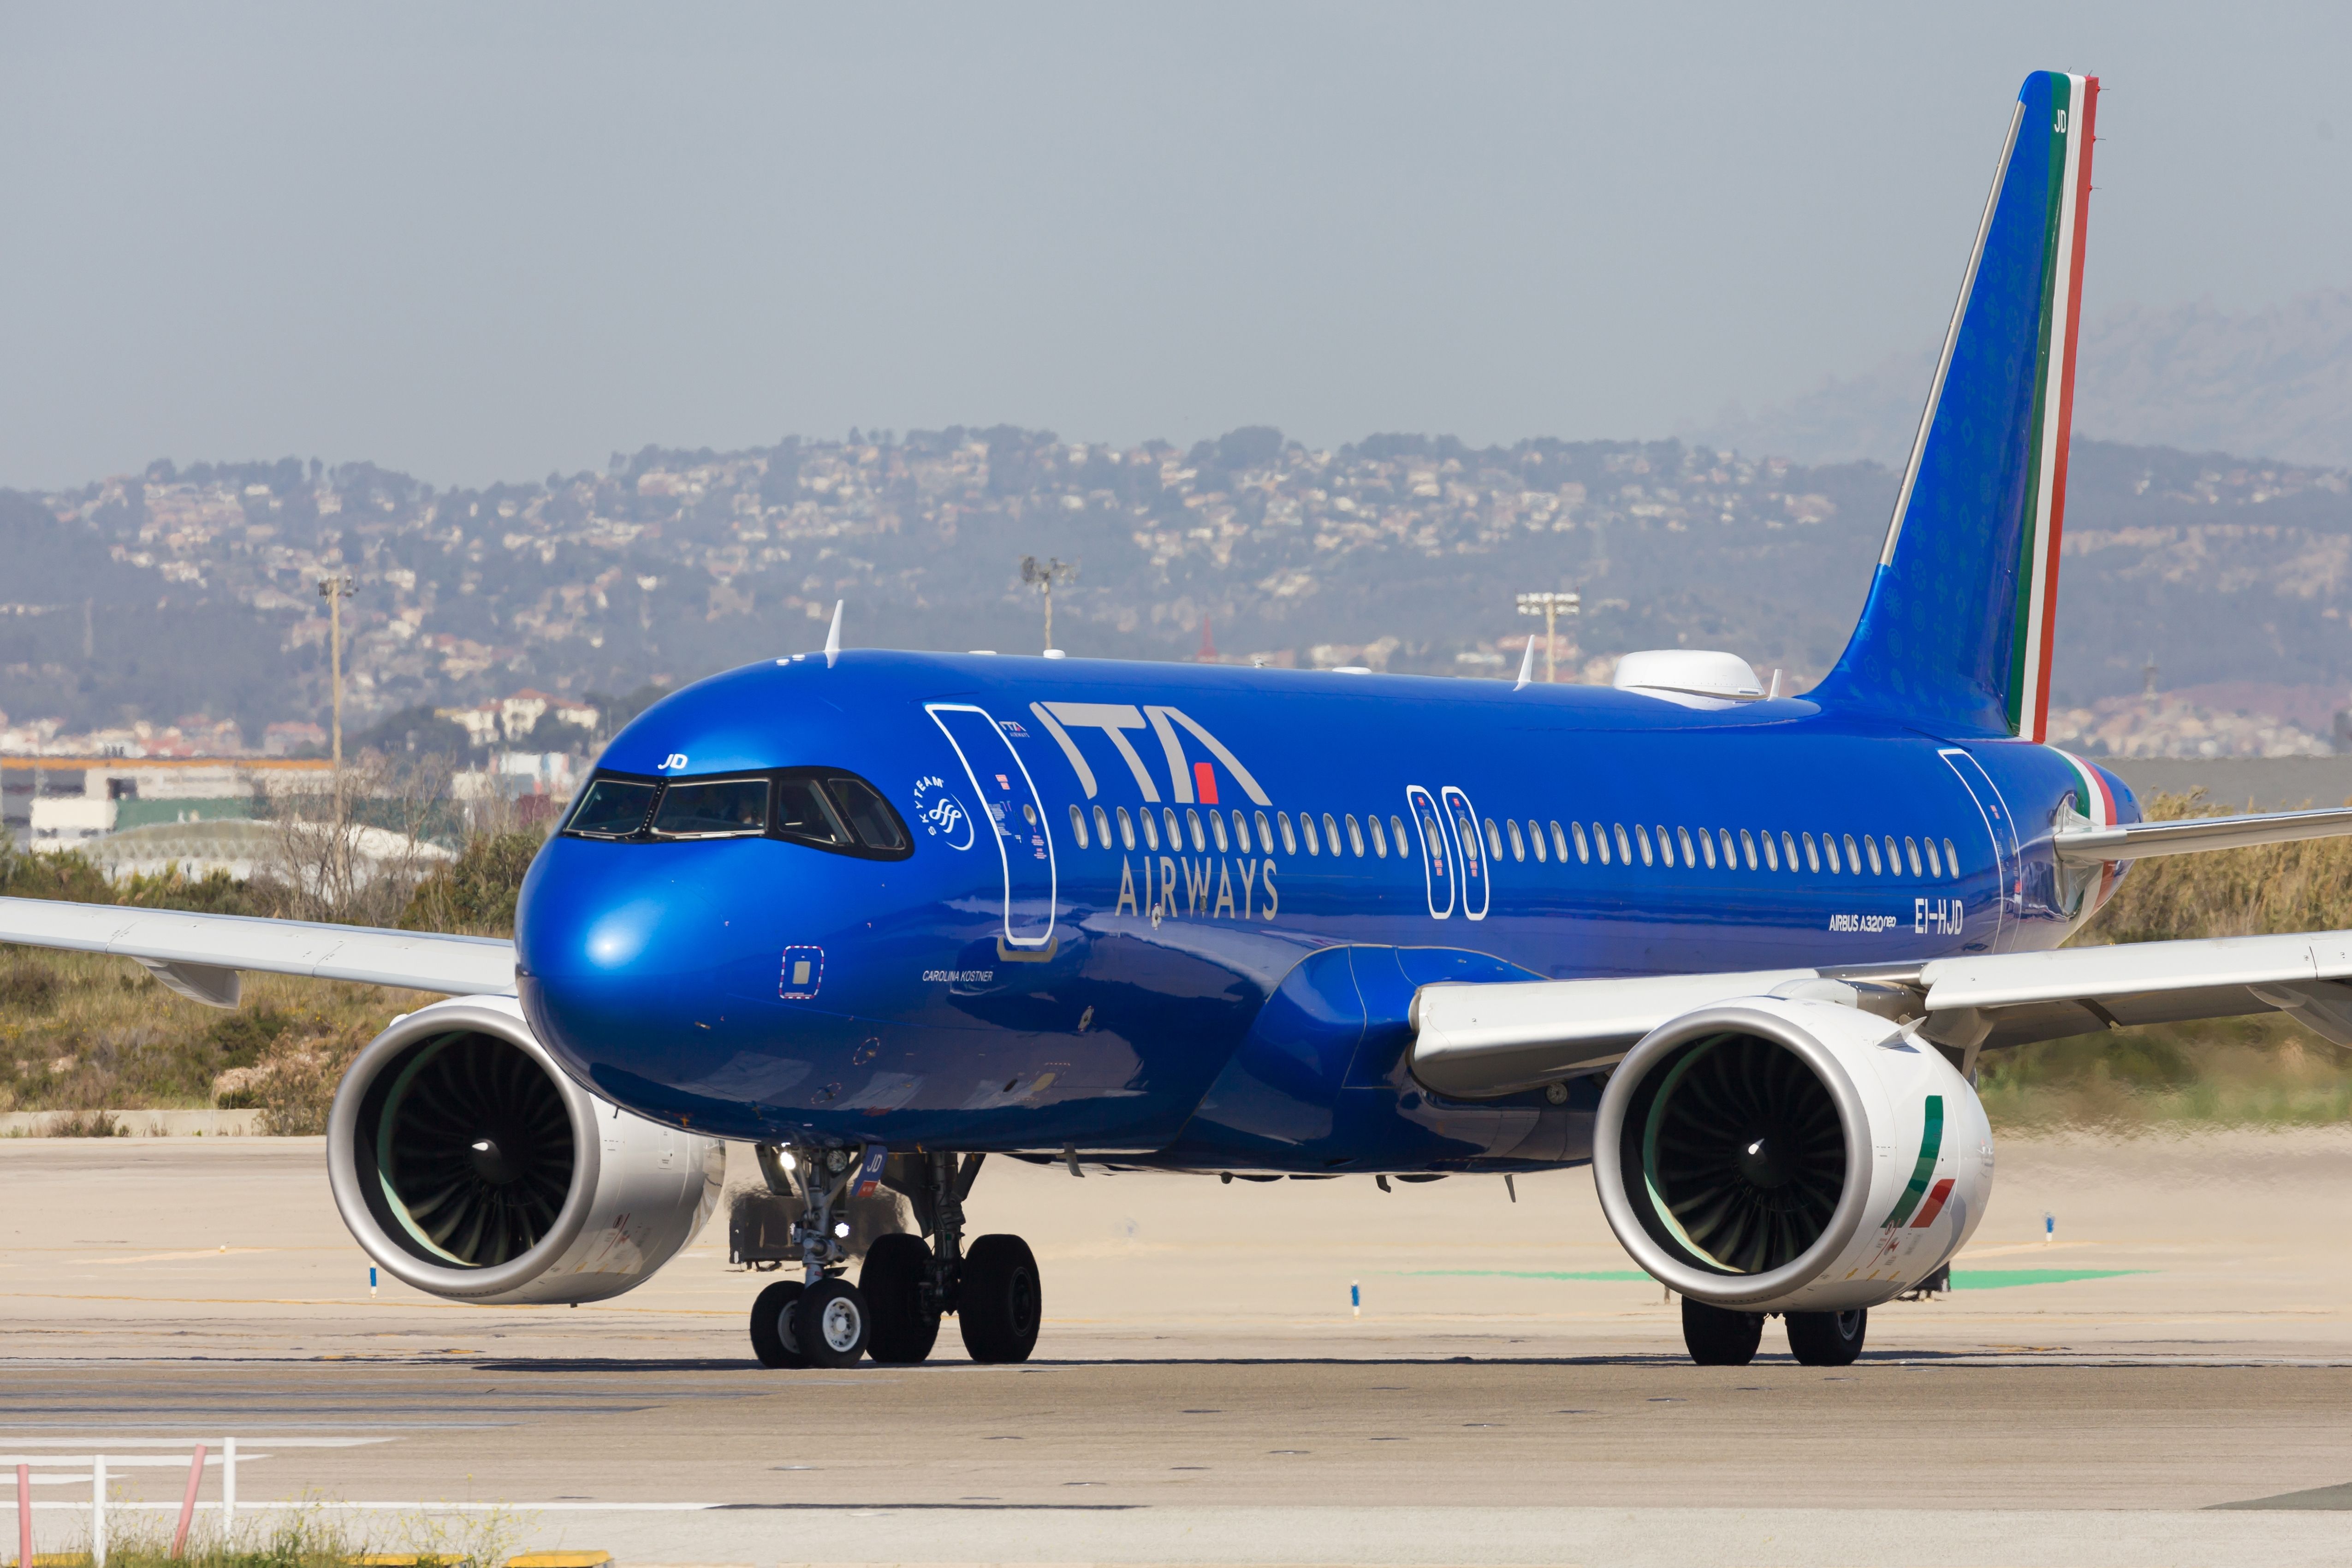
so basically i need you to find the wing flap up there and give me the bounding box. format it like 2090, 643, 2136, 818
0, 897, 515, 998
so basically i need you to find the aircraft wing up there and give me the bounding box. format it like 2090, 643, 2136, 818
2055, 806, 2352, 864
1409, 930, 2352, 1098
0, 896, 515, 1009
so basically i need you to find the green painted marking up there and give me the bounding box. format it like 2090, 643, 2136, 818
1950, 1268, 2142, 1290
1878, 1093, 1945, 1228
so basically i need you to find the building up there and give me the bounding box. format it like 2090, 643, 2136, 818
1, 757, 335, 851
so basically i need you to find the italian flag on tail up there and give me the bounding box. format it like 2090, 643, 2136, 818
2008, 74, 2099, 744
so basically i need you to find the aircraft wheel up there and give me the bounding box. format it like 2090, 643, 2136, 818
750, 1279, 807, 1369
958, 1233, 1041, 1364
1680, 1297, 1764, 1366
1786, 1308, 1867, 1366
797, 1277, 873, 1368
862, 1233, 941, 1365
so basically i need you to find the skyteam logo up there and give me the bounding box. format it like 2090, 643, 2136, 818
911, 774, 975, 850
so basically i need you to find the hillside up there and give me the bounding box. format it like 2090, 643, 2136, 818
3, 430, 2350, 744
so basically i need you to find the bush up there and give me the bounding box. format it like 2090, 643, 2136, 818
398, 831, 544, 937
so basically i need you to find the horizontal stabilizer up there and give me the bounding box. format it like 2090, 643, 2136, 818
2053, 806, 2352, 864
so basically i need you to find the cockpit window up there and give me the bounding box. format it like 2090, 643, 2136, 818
823, 776, 906, 852
568, 778, 659, 838
774, 776, 852, 846
562, 766, 911, 859
651, 777, 770, 838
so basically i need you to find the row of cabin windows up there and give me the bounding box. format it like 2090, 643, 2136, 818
1065, 802, 1416, 861
1059, 801, 1959, 883
1481, 815, 1961, 881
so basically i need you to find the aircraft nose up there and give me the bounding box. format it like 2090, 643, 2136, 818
515, 836, 769, 1070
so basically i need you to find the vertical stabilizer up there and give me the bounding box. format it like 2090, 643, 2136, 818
1812, 71, 2097, 740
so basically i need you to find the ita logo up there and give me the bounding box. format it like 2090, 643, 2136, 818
911, 774, 975, 850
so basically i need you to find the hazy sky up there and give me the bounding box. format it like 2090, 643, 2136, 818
5, 2, 2347, 490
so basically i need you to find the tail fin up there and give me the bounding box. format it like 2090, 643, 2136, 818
1812, 71, 2097, 740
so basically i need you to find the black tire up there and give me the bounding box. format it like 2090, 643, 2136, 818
796, 1277, 872, 1368
1786, 1308, 1867, 1366
750, 1279, 807, 1369
958, 1232, 1041, 1364
1681, 1297, 1764, 1366
862, 1233, 941, 1365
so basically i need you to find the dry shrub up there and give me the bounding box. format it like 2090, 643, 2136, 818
2088, 789, 2352, 945
44, 1107, 122, 1137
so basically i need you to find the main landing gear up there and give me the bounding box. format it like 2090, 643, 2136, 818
1680, 1298, 1867, 1367
746, 1146, 1041, 1368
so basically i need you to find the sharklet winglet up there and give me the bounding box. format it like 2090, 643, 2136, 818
824, 599, 844, 667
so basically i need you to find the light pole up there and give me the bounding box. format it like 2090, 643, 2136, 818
1515, 590, 1580, 683
1021, 556, 1077, 652
318, 575, 356, 768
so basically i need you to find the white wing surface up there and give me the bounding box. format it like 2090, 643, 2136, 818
1410, 930, 2352, 1098
0, 896, 514, 1008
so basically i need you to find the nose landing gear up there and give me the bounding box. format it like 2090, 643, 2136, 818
744, 1145, 1043, 1366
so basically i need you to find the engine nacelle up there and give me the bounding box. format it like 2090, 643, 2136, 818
327, 995, 725, 1305
1592, 995, 1992, 1313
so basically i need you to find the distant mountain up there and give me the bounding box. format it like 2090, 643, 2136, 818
4, 429, 2351, 748
1694, 287, 2352, 471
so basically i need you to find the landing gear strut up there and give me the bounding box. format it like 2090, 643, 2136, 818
744, 1146, 1042, 1366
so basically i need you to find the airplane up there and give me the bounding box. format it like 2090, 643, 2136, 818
10, 69, 2352, 1374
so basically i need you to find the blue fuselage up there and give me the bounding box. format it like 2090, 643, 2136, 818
514, 651, 2134, 1172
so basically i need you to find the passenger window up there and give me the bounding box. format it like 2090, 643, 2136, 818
1864, 835, 1883, 875
1739, 829, 1757, 869
1302, 813, 1321, 855
1481, 818, 1501, 860
1883, 836, 1900, 875
1675, 826, 1694, 867
1342, 814, 1362, 856
1141, 809, 1159, 851
1635, 824, 1655, 866
1232, 810, 1249, 852
1256, 809, 1274, 853
1068, 803, 1089, 847
1613, 823, 1631, 864
1182, 808, 1202, 851
1550, 821, 1569, 861
1094, 804, 1112, 848
1698, 827, 1716, 868
1164, 808, 1182, 849
1841, 832, 1860, 873
1528, 820, 1546, 862
1782, 832, 1798, 872
1654, 825, 1674, 867
1117, 806, 1137, 850
1392, 815, 1411, 861
1209, 809, 1228, 853
1507, 819, 1525, 861
1943, 837, 1958, 878
1422, 812, 1443, 859
1279, 812, 1299, 855
1802, 832, 1820, 872
1905, 836, 1923, 877
1718, 828, 1735, 867
653, 777, 771, 838
1761, 830, 1778, 871
1571, 821, 1590, 863
568, 777, 659, 838
1326, 813, 1344, 856
1371, 815, 1389, 858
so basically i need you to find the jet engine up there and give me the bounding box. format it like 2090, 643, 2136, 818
1592, 994, 1991, 1314
326, 995, 724, 1305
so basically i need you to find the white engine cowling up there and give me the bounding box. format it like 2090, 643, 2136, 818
326, 995, 725, 1305
1592, 995, 1992, 1313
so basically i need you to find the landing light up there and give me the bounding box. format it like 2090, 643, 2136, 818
833, 1221, 851, 1238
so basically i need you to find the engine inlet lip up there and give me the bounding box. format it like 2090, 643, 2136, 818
1593, 1002, 1875, 1309
327, 999, 606, 1299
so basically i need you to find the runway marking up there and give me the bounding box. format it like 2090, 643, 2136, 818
1950, 1268, 2144, 1289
